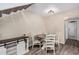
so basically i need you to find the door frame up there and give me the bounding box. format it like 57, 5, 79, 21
64, 18, 78, 41
68, 21, 77, 40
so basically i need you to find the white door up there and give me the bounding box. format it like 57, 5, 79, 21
68, 21, 77, 40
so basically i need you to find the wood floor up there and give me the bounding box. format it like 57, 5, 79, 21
25, 39, 79, 55
59, 39, 79, 55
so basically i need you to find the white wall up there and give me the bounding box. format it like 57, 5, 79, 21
0, 10, 46, 39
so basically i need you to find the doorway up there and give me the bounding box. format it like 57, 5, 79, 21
68, 21, 77, 40
65, 20, 77, 40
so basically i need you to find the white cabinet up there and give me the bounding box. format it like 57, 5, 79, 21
0, 44, 6, 55
6, 42, 17, 55
17, 39, 29, 55
0, 36, 29, 55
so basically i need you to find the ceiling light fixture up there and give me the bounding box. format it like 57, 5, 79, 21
44, 7, 59, 15
48, 10, 54, 14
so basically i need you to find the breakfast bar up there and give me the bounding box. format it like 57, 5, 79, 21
0, 34, 29, 55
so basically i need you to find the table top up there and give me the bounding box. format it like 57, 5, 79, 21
0, 35, 29, 44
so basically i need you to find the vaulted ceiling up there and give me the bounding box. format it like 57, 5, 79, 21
30, 3, 79, 15
0, 3, 33, 17
0, 3, 79, 17
0, 3, 29, 10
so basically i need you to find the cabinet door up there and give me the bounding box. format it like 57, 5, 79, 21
6, 42, 17, 55
0, 46, 6, 55
17, 40, 26, 55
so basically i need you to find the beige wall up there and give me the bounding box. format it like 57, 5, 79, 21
43, 10, 79, 44
0, 10, 46, 39
0, 8, 79, 44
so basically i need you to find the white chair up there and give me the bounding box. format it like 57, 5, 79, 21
55, 32, 60, 49
31, 34, 41, 49
31, 34, 46, 54
45, 34, 56, 54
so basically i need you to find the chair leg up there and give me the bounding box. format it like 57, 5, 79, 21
53, 48, 55, 55
57, 43, 60, 50
46, 48, 48, 55
40, 44, 42, 54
